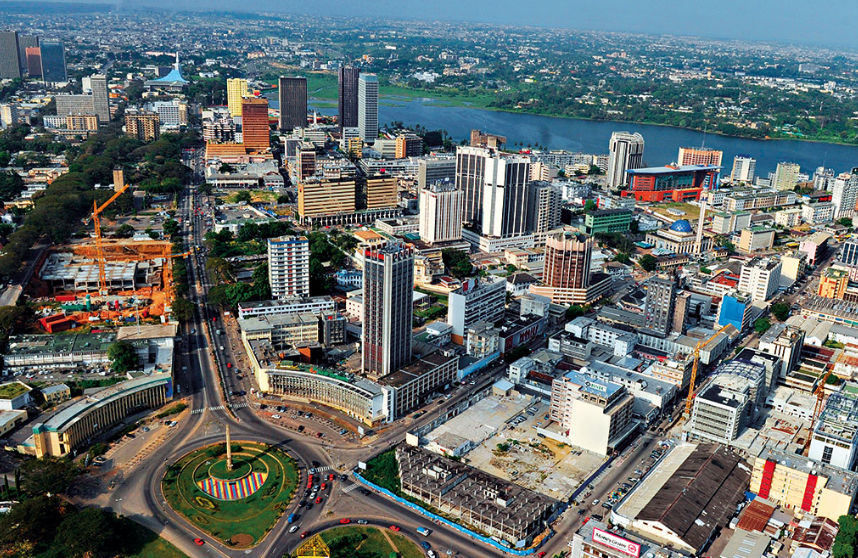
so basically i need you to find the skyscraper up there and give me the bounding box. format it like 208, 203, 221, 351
240, 97, 270, 151
773, 162, 801, 191
267, 236, 310, 299
39, 40, 66, 84
419, 181, 463, 244
606, 131, 644, 189
731, 155, 756, 183
0, 31, 21, 79
338, 66, 360, 131
358, 74, 379, 144
677, 146, 723, 167
543, 232, 592, 290
17, 34, 37, 74
25, 47, 41, 77
643, 274, 677, 337
83, 75, 110, 123
526, 181, 562, 234
832, 170, 858, 219
226, 78, 248, 117
362, 242, 414, 378
455, 145, 490, 224
481, 155, 532, 238
278, 76, 307, 131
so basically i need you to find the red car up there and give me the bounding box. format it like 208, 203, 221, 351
320, 483, 327, 491
389, 525, 400, 532
316, 432, 324, 438
315, 496, 323, 504
194, 538, 205, 546
301, 531, 311, 538
538, 553, 546, 558
328, 473, 335, 481
339, 518, 351, 524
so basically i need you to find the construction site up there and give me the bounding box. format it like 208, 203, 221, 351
24, 182, 190, 332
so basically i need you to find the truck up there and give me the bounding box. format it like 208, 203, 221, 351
416, 527, 431, 536
288, 513, 297, 524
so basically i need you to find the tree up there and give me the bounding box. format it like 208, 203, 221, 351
833, 515, 858, 558
114, 224, 134, 238
838, 217, 854, 228
0, 496, 63, 547
754, 317, 771, 334
162, 219, 180, 238
54, 507, 122, 558
771, 301, 790, 321
207, 284, 229, 308
234, 190, 252, 204
107, 341, 140, 373
276, 194, 289, 204
0, 170, 24, 201
638, 254, 658, 272
588, 164, 603, 175
583, 199, 598, 213
566, 305, 588, 320
629, 219, 640, 234
171, 297, 194, 322
442, 248, 473, 278
504, 345, 531, 363
19, 457, 78, 496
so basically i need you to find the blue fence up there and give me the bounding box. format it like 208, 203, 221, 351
353, 470, 557, 555
458, 351, 500, 380
570, 456, 614, 503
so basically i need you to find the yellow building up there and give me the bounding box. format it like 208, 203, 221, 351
66, 114, 99, 132
125, 109, 160, 141
818, 267, 849, 299
365, 175, 398, 210
749, 449, 858, 522
227, 78, 249, 117
40, 383, 71, 406
298, 178, 356, 220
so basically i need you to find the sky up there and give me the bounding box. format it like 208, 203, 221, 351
112, 0, 858, 50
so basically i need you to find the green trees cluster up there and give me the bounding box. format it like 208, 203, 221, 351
771, 302, 791, 322
106, 341, 140, 373
207, 262, 271, 310
638, 254, 658, 272
833, 515, 858, 558
442, 248, 474, 278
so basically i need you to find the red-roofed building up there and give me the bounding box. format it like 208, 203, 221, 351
736, 498, 776, 533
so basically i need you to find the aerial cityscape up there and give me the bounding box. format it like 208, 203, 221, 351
2, 2, 858, 558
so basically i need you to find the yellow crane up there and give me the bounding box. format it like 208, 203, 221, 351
804, 367, 834, 454
86, 184, 131, 296
685, 323, 735, 417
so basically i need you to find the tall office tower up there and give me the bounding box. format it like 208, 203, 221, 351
672, 291, 692, 335
417, 156, 456, 190
125, 110, 160, 141
358, 74, 379, 144
730, 155, 756, 183
456, 145, 493, 224
606, 131, 644, 189
773, 162, 801, 191
526, 181, 562, 234
482, 154, 532, 238
25, 47, 41, 76
832, 170, 858, 219
226, 78, 248, 117
644, 274, 677, 337
39, 40, 66, 84
278, 76, 307, 130
361, 242, 414, 379
83, 75, 110, 123
0, 31, 20, 79
841, 240, 858, 267
419, 181, 463, 244
267, 235, 310, 299
240, 97, 270, 151
543, 231, 592, 290
17, 34, 37, 74
338, 66, 360, 131
677, 146, 723, 167
814, 167, 836, 191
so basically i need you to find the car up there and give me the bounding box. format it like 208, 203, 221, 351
421, 541, 431, 550
389, 525, 400, 532
272, 415, 282, 419
340, 474, 348, 481
329, 473, 335, 481
357, 519, 368, 525
305, 503, 313, 510
301, 531, 310, 539
289, 525, 299, 533
315, 497, 323, 504
538, 553, 547, 558
339, 518, 351, 524
311, 460, 320, 467
194, 538, 205, 546
298, 425, 305, 432
577, 509, 585, 515
309, 468, 316, 474
321, 483, 327, 490
592, 499, 600, 506
316, 432, 324, 438
298, 500, 306, 507
359, 489, 370, 496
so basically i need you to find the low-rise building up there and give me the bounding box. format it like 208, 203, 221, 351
39, 383, 71, 406
808, 386, 858, 470
583, 208, 632, 235
237, 296, 336, 320
0, 381, 32, 410
239, 312, 321, 348
738, 227, 775, 254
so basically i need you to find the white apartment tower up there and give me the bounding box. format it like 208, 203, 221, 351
606, 131, 644, 189
419, 182, 463, 244
358, 74, 379, 144
731, 155, 756, 183
832, 170, 858, 219
738, 258, 782, 302
82, 74, 109, 123
267, 236, 311, 299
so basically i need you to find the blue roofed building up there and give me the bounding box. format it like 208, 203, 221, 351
144, 52, 188, 91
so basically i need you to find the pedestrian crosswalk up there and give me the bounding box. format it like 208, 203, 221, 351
191, 403, 246, 415
342, 483, 359, 494
315, 465, 334, 473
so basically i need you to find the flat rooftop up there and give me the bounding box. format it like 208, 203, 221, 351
754, 446, 858, 496
6, 332, 116, 357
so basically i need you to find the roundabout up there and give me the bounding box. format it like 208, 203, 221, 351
162, 440, 298, 548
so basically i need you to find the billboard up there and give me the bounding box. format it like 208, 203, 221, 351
592, 528, 641, 558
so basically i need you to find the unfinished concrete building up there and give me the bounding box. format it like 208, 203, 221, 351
40, 252, 163, 294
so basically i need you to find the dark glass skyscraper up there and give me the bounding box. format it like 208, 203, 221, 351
17, 34, 37, 74
277, 76, 307, 131
338, 66, 360, 131
0, 31, 20, 79
39, 40, 67, 84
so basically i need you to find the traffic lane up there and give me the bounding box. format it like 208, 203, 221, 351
280, 517, 432, 556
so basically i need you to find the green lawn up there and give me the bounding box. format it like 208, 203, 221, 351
162, 442, 298, 548
320, 526, 424, 558
125, 521, 188, 558
0, 381, 30, 399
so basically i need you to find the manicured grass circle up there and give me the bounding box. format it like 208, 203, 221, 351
207, 456, 253, 481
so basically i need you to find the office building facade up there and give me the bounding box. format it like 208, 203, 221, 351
526, 181, 562, 234
419, 181, 463, 244
448, 278, 506, 344
83, 75, 109, 123
55, 94, 96, 118
456, 145, 491, 224
677, 146, 722, 167
738, 258, 782, 302
125, 110, 160, 141
643, 274, 677, 336
832, 170, 858, 219
482, 155, 532, 237
361, 242, 414, 378
17, 34, 37, 74
544, 232, 591, 290
25, 47, 41, 76
358, 74, 379, 144
0, 31, 20, 79
774, 162, 801, 191
606, 131, 644, 189
226, 78, 248, 117
731, 155, 757, 183
240, 97, 270, 151
338, 66, 360, 131
278, 76, 307, 130
39, 40, 66, 84
267, 236, 310, 299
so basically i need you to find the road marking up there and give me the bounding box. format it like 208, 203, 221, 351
191, 402, 248, 414
342, 483, 359, 493
315, 465, 334, 473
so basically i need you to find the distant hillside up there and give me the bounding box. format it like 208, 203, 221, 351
0, 1, 114, 14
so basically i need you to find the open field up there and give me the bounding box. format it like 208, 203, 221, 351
319, 526, 424, 558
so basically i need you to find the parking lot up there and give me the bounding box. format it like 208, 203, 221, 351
260, 404, 359, 444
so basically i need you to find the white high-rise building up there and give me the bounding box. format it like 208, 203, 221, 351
419, 182, 463, 244
832, 171, 858, 219
0, 104, 18, 129
526, 181, 562, 234
606, 131, 644, 189
481, 155, 532, 238
267, 236, 310, 299
738, 258, 782, 302
358, 74, 379, 144
813, 167, 836, 191
82, 74, 109, 123
773, 162, 801, 191
730, 155, 756, 183
456, 145, 493, 225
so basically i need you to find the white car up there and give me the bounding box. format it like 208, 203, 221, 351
272, 415, 282, 419
592, 499, 600, 506
289, 525, 299, 533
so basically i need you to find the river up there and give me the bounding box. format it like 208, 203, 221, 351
297, 96, 858, 177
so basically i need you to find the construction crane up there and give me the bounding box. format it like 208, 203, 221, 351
86, 184, 131, 296
684, 323, 735, 417
804, 367, 834, 454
